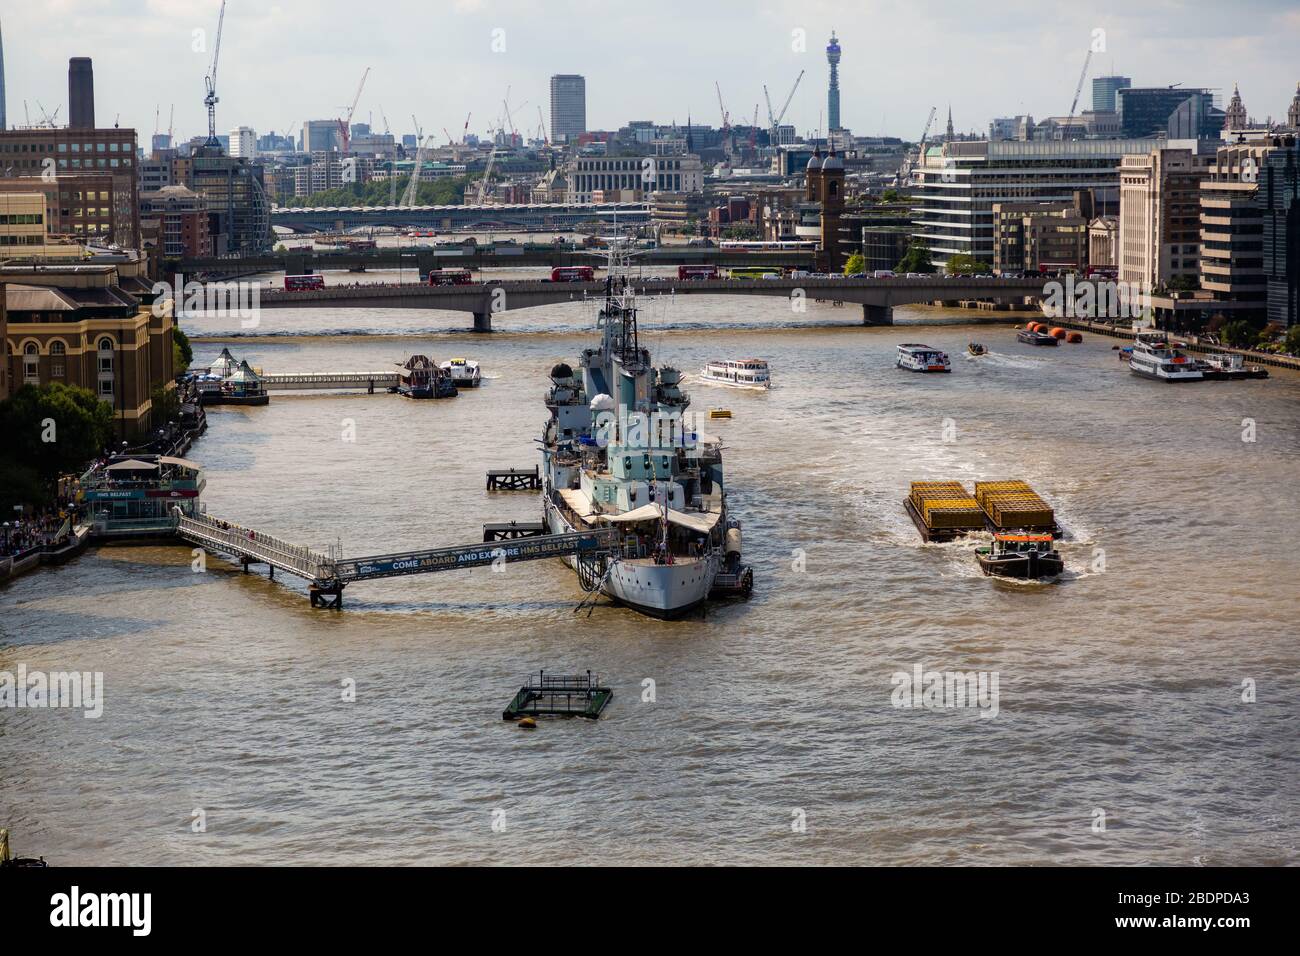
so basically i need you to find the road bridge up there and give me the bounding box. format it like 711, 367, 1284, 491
248, 275, 1045, 330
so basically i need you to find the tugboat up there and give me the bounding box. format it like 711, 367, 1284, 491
1128, 332, 1203, 382
896, 344, 951, 372
439, 357, 483, 388
975, 533, 1064, 580
540, 238, 751, 617
967, 342, 987, 356
394, 355, 457, 398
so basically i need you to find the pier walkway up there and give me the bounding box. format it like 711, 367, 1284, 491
260, 372, 400, 391
176, 512, 617, 607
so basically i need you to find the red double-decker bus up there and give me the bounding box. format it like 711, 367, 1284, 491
284, 274, 325, 291
678, 265, 719, 280
551, 266, 595, 282
426, 269, 474, 286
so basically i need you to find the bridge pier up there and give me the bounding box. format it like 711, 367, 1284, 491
310, 582, 345, 609
472, 311, 492, 333
863, 303, 894, 326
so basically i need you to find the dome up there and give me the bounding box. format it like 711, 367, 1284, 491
550, 362, 573, 380
822, 154, 844, 171
589, 393, 615, 412
806, 152, 823, 171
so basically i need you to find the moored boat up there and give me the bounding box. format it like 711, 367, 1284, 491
976, 533, 1064, 580
439, 357, 483, 388
896, 344, 951, 372
1128, 332, 1203, 382
1016, 328, 1059, 346
1196, 352, 1269, 380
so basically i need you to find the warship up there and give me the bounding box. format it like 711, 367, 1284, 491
540, 242, 750, 617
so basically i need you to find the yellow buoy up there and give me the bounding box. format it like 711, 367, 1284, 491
518, 717, 538, 729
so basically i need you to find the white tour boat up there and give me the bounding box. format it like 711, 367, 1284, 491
698, 358, 771, 390
1128, 333, 1203, 382
896, 344, 951, 373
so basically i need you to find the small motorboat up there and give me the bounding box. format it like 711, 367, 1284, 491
1196, 353, 1269, 380
976, 533, 1064, 580
967, 342, 987, 356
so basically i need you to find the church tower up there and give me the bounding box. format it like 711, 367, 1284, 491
806, 147, 846, 271
1225, 83, 1248, 131
1288, 82, 1300, 131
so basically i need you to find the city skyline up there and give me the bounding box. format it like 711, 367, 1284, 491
3, 1, 1299, 142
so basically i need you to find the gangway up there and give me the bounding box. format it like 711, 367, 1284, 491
175, 512, 617, 608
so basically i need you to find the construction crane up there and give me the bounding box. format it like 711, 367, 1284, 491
1063, 46, 1094, 139
167, 105, 175, 145
715, 82, 732, 156
763, 70, 805, 146
477, 136, 500, 204
536, 105, 549, 147
376, 108, 398, 205
338, 67, 370, 154
901, 106, 938, 184
462, 113, 471, 144
203, 0, 227, 146
35, 102, 60, 128
401, 118, 429, 208
749, 104, 760, 151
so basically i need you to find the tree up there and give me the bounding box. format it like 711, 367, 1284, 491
722, 223, 760, 240
896, 238, 935, 274
1286, 325, 1300, 356
173, 326, 193, 372
881, 188, 902, 203
1167, 274, 1198, 293
945, 253, 989, 275
151, 385, 181, 425
0, 383, 114, 512
844, 252, 866, 275
1220, 319, 1261, 349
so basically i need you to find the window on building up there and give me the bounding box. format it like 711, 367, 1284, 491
50, 341, 66, 378
23, 343, 40, 385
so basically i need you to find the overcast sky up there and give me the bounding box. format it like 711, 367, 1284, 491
4, 0, 1298, 143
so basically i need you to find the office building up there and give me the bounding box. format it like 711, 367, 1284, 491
911, 138, 1158, 266
182, 147, 271, 253
1091, 76, 1131, 113
1117, 87, 1224, 140
1258, 136, 1299, 327
303, 120, 341, 154
549, 75, 586, 143
139, 185, 211, 258
991, 200, 1090, 274
1199, 141, 1276, 313
1118, 145, 1211, 290
1089, 216, 1119, 268
0, 192, 84, 258
229, 127, 257, 159
569, 152, 702, 202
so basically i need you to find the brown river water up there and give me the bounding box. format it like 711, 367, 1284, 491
3, 268, 1298, 865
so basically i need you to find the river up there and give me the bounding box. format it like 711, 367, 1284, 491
2, 285, 1297, 865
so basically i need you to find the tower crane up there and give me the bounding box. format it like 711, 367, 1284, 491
537, 105, 549, 147
715, 81, 731, 154
167, 104, 175, 145
901, 106, 937, 184
338, 67, 370, 154
763, 69, 805, 146
203, 0, 227, 146
401, 118, 429, 208
1063, 46, 1094, 139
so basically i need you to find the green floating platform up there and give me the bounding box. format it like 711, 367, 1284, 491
503, 670, 611, 720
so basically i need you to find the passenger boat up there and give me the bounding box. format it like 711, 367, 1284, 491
896, 344, 951, 372
698, 358, 771, 389
540, 240, 752, 618
1196, 353, 1269, 380
975, 533, 1064, 580
1128, 333, 1203, 382
967, 342, 987, 356
439, 357, 482, 388
1016, 328, 1059, 346
394, 355, 457, 399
